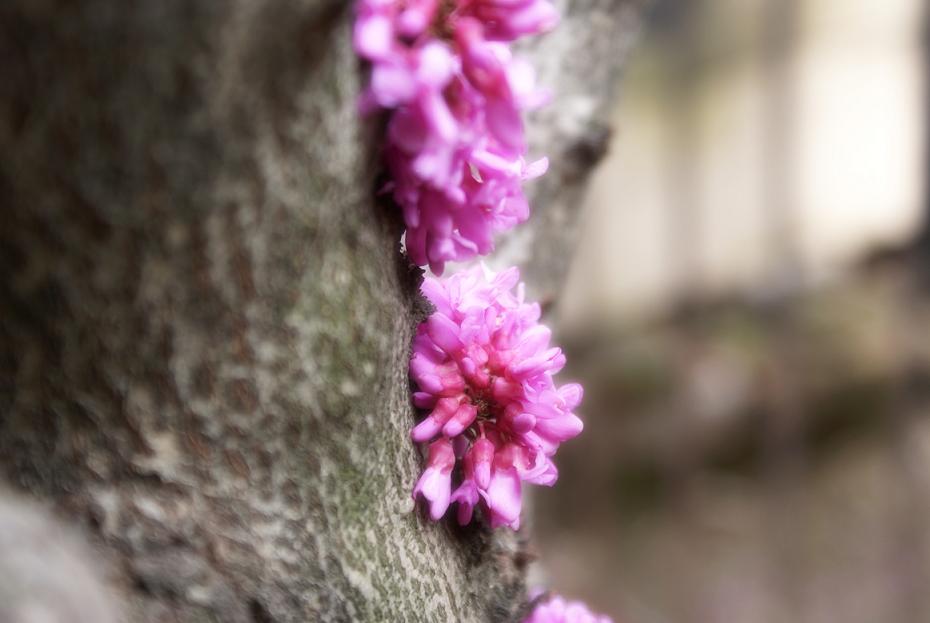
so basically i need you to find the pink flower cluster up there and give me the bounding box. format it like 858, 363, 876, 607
410, 265, 583, 528
524, 594, 614, 623
353, 0, 557, 274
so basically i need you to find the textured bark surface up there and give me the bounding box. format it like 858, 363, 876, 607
0, 1, 641, 621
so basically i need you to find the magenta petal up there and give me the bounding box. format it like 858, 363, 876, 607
524, 458, 558, 486
485, 468, 522, 526
558, 382, 584, 410
398, 0, 440, 38
427, 314, 464, 354
493, 0, 560, 38
414, 440, 455, 520
523, 156, 549, 180
505, 57, 536, 100
420, 279, 452, 316
475, 463, 491, 491
388, 107, 428, 154
412, 391, 437, 409
508, 349, 557, 380
428, 488, 450, 520
471, 437, 495, 489
516, 324, 551, 355
417, 41, 454, 88
409, 351, 436, 377
470, 148, 522, 177
521, 430, 559, 456
535, 413, 583, 441
486, 98, 525, 154
493, 266, 521, 291
354, 14, 392, 60
371, 64, 417, 107
511, 412, 536, 433
451, 479, 479, 525
492, 377, 521, 401
419, 90, 457, 143
423, 471, 451, 520
442, 403, 478, 437
439, 372, 466, 394
411, 416, 442, 442
414, 373, 443, 395
526, 594, 613, 623
413, 466, 451, 520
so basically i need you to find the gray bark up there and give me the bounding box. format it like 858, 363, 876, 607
0, 1, 642, 621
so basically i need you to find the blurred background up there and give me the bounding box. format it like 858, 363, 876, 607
531, 0, 930, 621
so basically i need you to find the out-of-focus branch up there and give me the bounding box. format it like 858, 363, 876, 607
492, 0, 652, 302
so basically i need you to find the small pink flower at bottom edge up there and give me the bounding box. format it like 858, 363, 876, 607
524, 594, 613, 623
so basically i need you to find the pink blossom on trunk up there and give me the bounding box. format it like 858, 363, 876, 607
409, 265, 583, 527
353, 0, 557, 274
524, 594, 614, 623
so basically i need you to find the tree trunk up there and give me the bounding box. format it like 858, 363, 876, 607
0, 1, 643, 621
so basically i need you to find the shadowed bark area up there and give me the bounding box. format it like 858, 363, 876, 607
0, 1, 641, 621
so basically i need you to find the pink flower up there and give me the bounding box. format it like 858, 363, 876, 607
412, 438, 456, 520
524, 594, 614, 623
354, 0, 557, 274
409, 265, 583, 527
459, 0, 560, 41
